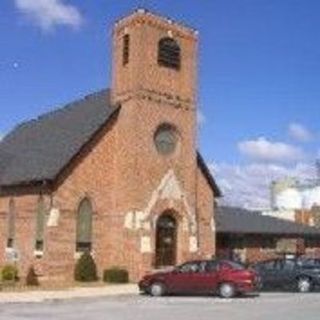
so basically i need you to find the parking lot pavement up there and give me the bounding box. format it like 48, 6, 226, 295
1, 292, 320, 320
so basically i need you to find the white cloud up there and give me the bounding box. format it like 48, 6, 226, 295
288, 122, 313, 142
211, 161, 315, 209
15, 0, 83, 31
197, 110, 206, 126
238, 137, 304, 163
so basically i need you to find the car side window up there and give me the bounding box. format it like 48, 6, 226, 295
179, 262, 200, 273
261, 261, 276, 271
205, 261, 219, 272
199, 261, 208, 273
274, 260, 283, 271
281, 260, 296, 271
299, 259, 320, 268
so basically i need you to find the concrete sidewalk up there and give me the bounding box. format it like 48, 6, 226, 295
0, 284, 139, 303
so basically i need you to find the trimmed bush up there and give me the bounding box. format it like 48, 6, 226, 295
74, 251, 98, 282
103, 267, 129, 284
1, 265, 18, 282
26, 266, 39, 286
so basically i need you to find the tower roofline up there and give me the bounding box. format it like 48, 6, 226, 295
114, 8, 198, 39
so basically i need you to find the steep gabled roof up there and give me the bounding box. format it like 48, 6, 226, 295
0, 89, 119, 187
216, 206, 320, 236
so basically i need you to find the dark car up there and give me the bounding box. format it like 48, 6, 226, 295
139, 259, 260, 298
252, 257, 320, 292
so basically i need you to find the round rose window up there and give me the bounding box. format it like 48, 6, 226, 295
154, 124, 178, 155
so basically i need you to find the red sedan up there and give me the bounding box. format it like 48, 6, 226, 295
139, 260, 260, 298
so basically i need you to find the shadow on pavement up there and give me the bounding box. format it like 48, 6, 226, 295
259, 287, 320, 293
139, 292, 260, 299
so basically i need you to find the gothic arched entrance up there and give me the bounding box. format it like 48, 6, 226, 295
155, 213, 177, 267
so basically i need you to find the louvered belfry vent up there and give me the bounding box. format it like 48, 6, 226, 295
158, 37, 181, 70
123, 34, 130, 65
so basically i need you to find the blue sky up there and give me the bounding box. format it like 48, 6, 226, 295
1, 0, 320, 208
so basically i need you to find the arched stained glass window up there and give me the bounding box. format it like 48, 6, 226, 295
158, 37, 181, 70
35, 196, 46, 251
76, 198, 93, 252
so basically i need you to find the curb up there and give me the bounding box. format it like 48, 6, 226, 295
0, 284, 139, 304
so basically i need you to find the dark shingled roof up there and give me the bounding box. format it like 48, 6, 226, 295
0, 89, 119, 187
0, 89, 220, 196
216, 206, 320, 236
197, 153, 221, 197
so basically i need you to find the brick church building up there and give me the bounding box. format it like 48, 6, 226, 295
0, 10, 221, 282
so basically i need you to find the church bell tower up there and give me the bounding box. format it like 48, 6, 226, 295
110, 9, 205, 275
111, 8, 198, 107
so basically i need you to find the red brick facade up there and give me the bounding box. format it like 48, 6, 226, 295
0, 11, 217, 283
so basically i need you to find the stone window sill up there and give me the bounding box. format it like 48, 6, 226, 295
34, 250, 44, 258
74, 251, 94, 260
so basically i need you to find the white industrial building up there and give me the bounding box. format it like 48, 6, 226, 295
263, 175, 320, 222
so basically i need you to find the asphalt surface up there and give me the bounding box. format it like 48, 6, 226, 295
1, 292, 320, 320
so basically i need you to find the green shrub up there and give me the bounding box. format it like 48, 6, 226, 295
103, 267, 129, 284
26, 266, 39, 286
74, 251, 98, 282
1, 265, 18, 282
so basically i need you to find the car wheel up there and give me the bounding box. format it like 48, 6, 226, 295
218, 283, 236, 299
297, 277, 312, 293
149, 282, 166, 297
